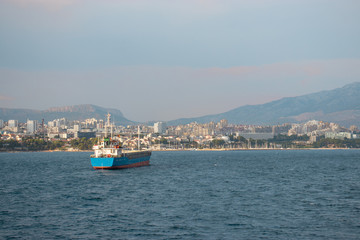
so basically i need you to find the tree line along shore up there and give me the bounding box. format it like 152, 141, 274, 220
1, 135, 360, 152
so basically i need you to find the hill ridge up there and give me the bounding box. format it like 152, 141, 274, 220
167, 82, 360, 127
0, 104, 134, 125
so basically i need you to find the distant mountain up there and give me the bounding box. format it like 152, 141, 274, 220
2, 83, 360, 127
167, 82, 360, 127
0, 104, 135, 125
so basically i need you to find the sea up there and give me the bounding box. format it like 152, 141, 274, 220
0, 150, 359, 239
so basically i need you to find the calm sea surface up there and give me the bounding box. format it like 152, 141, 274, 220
0, 150, 359, 239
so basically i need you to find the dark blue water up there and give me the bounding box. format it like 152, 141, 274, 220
0, 150, 359, 239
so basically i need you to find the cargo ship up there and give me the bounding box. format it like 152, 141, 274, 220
90, 114, 151, 169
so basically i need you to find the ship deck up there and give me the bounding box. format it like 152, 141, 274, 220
90, 150, 151, 158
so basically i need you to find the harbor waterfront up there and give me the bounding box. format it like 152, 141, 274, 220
1, 117, 360, 152
1, 150, 359, 239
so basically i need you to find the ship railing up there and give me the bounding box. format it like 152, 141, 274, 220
91, 154, 121, 158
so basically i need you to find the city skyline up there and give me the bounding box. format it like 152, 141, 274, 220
1, 0, 360, 121
1, 114, 359, 151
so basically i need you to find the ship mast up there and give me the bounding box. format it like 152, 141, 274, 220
138, 126, 141, 150
105, 113, 111, 138
111, 121, 113, 139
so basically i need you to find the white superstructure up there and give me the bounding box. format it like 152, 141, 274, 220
92, 113, 122, 158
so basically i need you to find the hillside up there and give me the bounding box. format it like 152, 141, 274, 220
167, 82, 360, 127
0, 104, 135, 125
2, 83, 360, 127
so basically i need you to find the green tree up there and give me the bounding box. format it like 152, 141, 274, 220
211, 139, 225, 148
159, 137, 168, 144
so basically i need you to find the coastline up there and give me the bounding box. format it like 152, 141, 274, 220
151, 147, 356, 152
0, 150, 93, 153
1, 148, 357, 153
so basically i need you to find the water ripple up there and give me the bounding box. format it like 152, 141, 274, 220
0, 150, 359, 239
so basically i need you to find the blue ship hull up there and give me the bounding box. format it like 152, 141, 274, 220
91, 152, 151, 169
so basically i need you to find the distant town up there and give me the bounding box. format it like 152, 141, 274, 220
0, 117, 359, 152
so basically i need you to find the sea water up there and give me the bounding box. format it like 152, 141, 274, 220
0, 150, 359, 239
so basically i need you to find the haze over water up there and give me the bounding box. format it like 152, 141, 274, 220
1, 150, 359, 239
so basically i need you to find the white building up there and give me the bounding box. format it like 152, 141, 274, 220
154, 122, 167, 134
8, 120, 18, 128
325, 132, 352, 140
48, 121, 55, 128
74, 124, 81, 132
0, 119, 3, 128
48, 118, 67, 128
27, 120, 38, 134
59, 133, 68, 139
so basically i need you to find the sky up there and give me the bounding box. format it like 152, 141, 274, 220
0, 0, 360, 122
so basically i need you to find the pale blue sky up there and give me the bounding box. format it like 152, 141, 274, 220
1, 0, 360, 121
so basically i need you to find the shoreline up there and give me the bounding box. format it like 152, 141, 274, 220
152, 147, 356, 151
0, 148, 358, 153
0, 150, 93, 153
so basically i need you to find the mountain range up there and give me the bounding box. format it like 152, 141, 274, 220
0, 104, 135, 125
1, 82, 359, 127
167, 82, 360, 127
